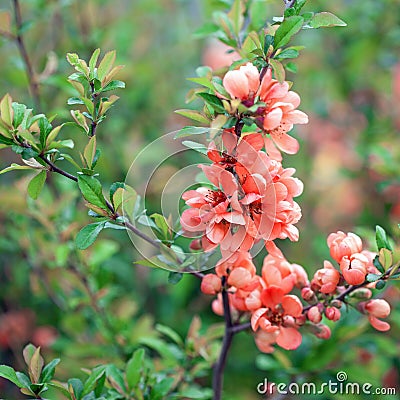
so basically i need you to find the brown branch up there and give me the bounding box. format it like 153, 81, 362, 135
12, 0, 41, 111
212, 278, 234, 400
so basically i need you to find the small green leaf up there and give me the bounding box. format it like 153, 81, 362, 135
126, 349, 145, 389
16, 372, 31, 388
174, 126, 209, 138
274, 16, 304, 49
378, 248, 393, 270
75, 221, 106, 250
309, 12, 346, 29
83, 136, 97, 169
106, 364, 126, 394
40, 358, 60, 383
77, 175, 108, 210
150, 377, 174, 399
89, 48, 101, 72
27, 170, 47, 200
68, 378, 84, 400
0, 93, 13, 127
67, 97, 85, 105
0, 163, 33, 174
28, 346, 44, 384
151, 213, 170, 239
366, 273, 381, 283
275, 48, 299, 60
196, 93, 225, 113
155, 324, 183, 346
182, 140, 208, 155
375, 280, 386, 290
102, 80, 125, 92
168, 271, 183, 285
97, 50, 116, 82
82, 366, 106, 396
175, 109, 210, 124
269, 59, 285, 83
0, 365, 25, 388
373, 255, 385, 274
376, 225, 392, 250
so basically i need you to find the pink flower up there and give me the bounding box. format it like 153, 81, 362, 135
311, 260, 340, 294
363, 299, 391, 332
251, 286, 303, 351
257, 69, 308, 154
327, 231, 363, 263
201, 274, 221, 295
222, 63, 260, 101
340, 253, 368, 285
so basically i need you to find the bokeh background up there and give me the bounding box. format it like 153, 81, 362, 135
0, 0, 399, 398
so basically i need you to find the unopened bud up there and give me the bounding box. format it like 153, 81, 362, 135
301, 287, 317, 303
307, 306, 322, 324
325, 307, 341, 322
314, 324, 331, 340
331, 299, 343, 308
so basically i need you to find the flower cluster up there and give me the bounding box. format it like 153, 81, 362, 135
181, 64, 393, 354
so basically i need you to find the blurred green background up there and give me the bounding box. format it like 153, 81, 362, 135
0, 0, 399, 398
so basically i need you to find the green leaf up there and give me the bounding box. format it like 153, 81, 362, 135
175, 109, 210, 124
228, 0, 243, 37
151, 213, 170, 239
12, 102, 27, 127
373, 255, 385, 274
40, 358, 60, 383
378, 248, 393, 270
27, 170, 47, 200
0, 93, 13, 127
274, 16, 304, 49
16, 372, 31, 388
0, 365, 25, 388
106, 364, 126, 394
309, 12, 346, 29
174, 126, 209, 138
151, 378, 174, 399
67, 97, 85, 105
89, 48, 101, 73
102, 80, 125, 92
97, 50, 116, 82
28, 346, 44, 384
68, 378, 84, 400
75, 222, 107, 250
77, 175, 108, 209
376, 225, 392, 250
182, 140, 208, 155
196, 93, 225, 113
375, 280, 386, 290
269, 59, 285, 83
193, 22, 220, 38
366, 273, 381, 283
126, 349, 145, 390
168, 271, 183, 285
275, 48, 299, 60
82, 366, 106, 396
286, 61, 298, 73
155, 324, 183, 346
0, 163, 33, 174
83, 136, 97, 169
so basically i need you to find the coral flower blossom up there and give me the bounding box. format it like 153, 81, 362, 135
222, 63, 260, 101
257, 68, 308, 154
363, 299, 391, 332
311, 260, 340, 294
327, 231, 363, 263
251, 286, 303, 352
340, 253, 368, 285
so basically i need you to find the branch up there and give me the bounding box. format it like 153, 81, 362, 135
12, 0, 41, 111
212, 279, 234, 400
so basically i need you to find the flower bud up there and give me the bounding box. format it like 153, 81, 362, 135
301, 287, 317, 303
330, 299, 343, 309
325, 307, 341, 322
307, 305, 322, 324
314, 324, 331, 340
201, 274, 221, 295
327, 231, 362, 263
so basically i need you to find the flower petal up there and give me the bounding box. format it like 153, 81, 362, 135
276, 327, 302, 350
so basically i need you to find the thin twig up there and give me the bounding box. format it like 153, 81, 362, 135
12, 0, 41, 111
212, 278, 234, 400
